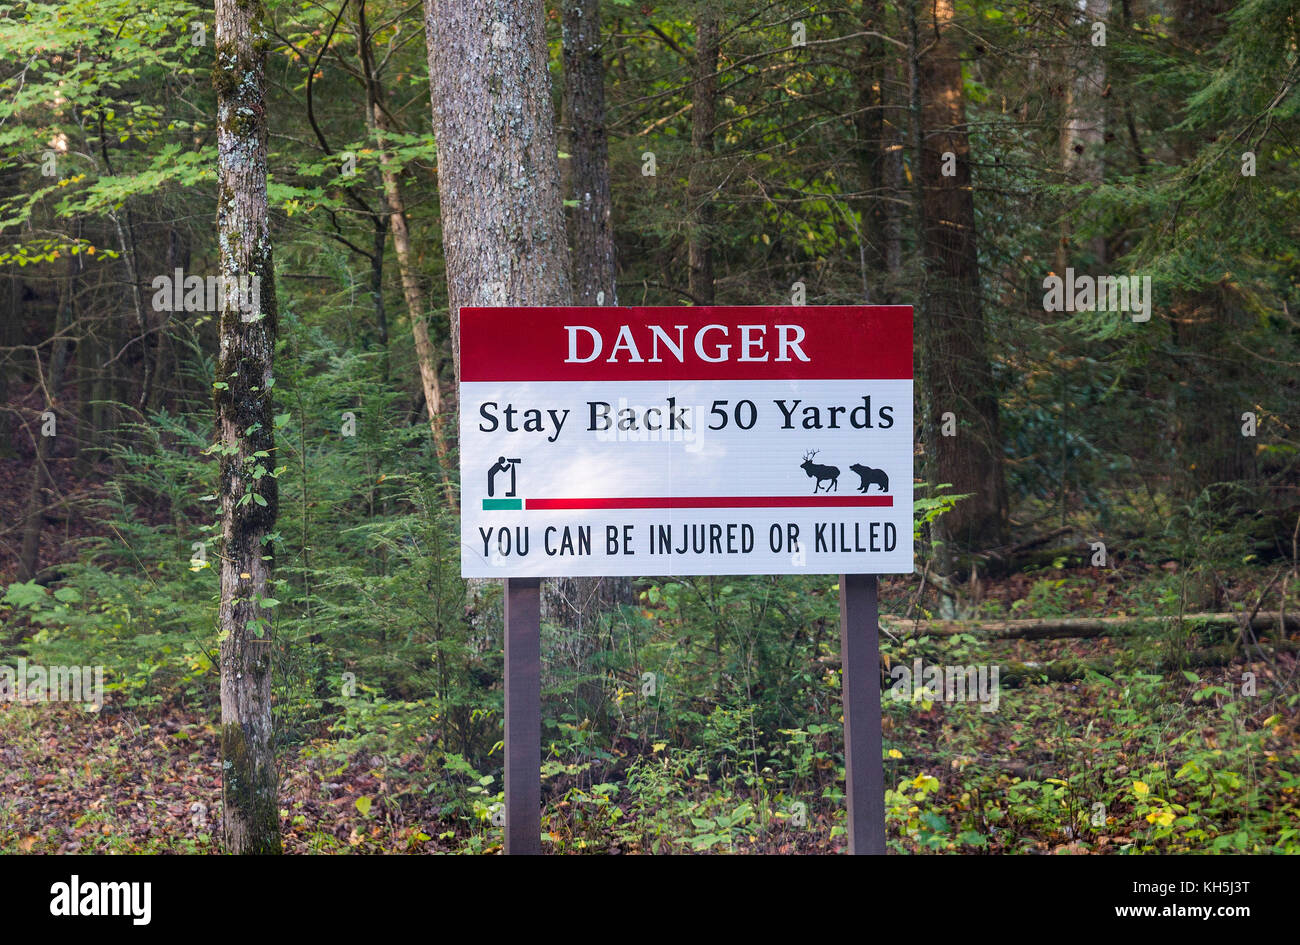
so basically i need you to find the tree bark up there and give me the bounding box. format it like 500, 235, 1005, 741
562, 0, 617, 307
557, 0, 633, 689
422, 0, 572, 384
423, 0, 572, 852
854, 0, 889, 296
214, 0, 281, 855
1058, 0, 1109, 270
915, 0, 1007, 550
17, 264, 73, 583
687, 13, 719, 305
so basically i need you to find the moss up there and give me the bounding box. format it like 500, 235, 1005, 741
221, 721, 281, 854
224, 108, 258, 141
211, 41, 241, 97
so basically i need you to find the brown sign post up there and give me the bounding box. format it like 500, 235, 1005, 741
461, 306, 912, 855
503, 577, 542, 854
839, 572, 886, 854
502, 574, 885, 855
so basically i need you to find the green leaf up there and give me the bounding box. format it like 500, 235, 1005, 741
3, 581, 48, 610
355, 796, 372, 816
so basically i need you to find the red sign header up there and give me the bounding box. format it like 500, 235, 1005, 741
459, 305, 912, 382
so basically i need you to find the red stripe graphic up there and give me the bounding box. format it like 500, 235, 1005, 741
524, 496, 893, 510
459, 305, 913, 381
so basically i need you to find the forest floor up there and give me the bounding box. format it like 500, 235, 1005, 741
2, 569, 1296, 854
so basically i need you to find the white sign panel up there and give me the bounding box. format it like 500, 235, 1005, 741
459, 306, 913, 577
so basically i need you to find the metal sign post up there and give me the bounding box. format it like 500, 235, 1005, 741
503, 577, 541, 854
839, 572, 886, 854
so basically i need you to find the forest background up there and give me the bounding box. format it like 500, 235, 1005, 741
1, 0, 1297, 854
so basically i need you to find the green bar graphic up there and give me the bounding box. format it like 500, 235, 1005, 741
483, 498, 523, 510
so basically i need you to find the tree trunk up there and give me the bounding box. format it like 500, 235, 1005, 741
854, 0, 889, 297
1058, 0, 1109, 270
368, 220, 390, 382
422, 0, 572, 384
358, 0, 455, 507
214, 0, 281, 855
1170, 284, 1255, 497
17, 265, 73, 583
915, 0, 1007, 550
557, 0, 633, 699
998, 641, 1300, 687
562, 0, 617, 307
687, 13, 719, 305
1166, 0, 1254, 506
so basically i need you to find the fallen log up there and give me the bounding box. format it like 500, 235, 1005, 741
999, 640, 1300, 687
880, 611, 1300, 641
822, 638, 1299, 687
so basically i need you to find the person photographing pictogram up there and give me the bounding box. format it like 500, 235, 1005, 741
488, 456, 522, 497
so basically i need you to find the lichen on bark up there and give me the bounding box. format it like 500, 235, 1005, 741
214, 0, 281, 855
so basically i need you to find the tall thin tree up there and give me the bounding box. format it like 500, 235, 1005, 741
356, 0, 456, 507
214, 0, 281, 854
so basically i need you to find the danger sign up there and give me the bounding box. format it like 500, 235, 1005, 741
458, 306, 913, 577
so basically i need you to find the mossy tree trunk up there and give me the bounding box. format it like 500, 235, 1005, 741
214, 0, 281, 855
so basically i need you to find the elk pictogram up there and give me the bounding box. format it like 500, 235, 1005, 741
799, 450, 840, 493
